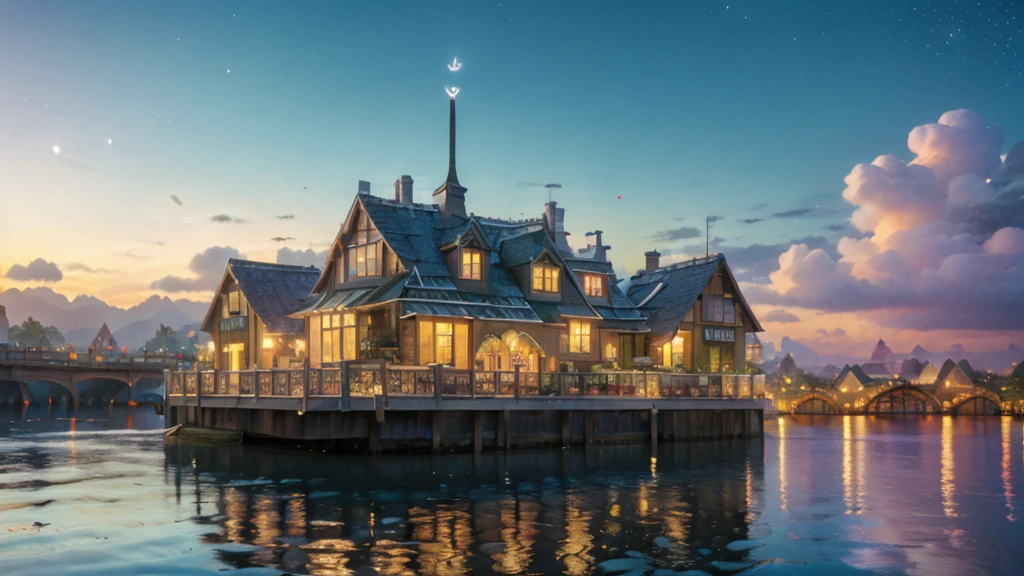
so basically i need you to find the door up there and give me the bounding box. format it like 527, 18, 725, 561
709, 346, 721, 373
226, 343, 245, 371
619, 334, 634, 369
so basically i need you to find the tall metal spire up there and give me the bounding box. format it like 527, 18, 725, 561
447, 93, 460, 186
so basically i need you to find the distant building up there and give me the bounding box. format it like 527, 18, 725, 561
916, 359, 975, 389
898, 357, 927, 382
833, 364, 874, 394
869, 339, 897, 373
90, 323, 117, 353
201, 259, 321, 370
860, 362, 893, 380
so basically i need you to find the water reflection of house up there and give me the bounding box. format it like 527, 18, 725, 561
201, 259, 320, 370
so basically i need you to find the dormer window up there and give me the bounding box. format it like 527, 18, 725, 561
348, 241, 382, 277
226, 290, 247, 316
532, 263, 560, 293
460, 248, 483, 280
583, 273, 603, 297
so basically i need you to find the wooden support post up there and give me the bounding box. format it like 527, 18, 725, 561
195, 365, 202, 409
514, 365, 521, 400
473, 411, 483, 453
302, 358, 310, 414
368, 413, 381, 453
432, 411, 443, 453
253, 367, 260, 400
561, 411, 572, 448
502, 409, 511, 451
470, 370, 476, 399
650, 408, 659, 450
432, 364, 443, 405
162, 368, 170, 422
340, 362, 351, 412
585, 411, 597, 446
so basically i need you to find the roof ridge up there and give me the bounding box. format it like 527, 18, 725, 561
229, 258, 320, 272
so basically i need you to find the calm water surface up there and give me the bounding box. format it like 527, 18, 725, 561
2, 407, 1023, 575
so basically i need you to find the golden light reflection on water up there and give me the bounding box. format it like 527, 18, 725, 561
557, 492, 594, 576
842, 416, 866, 514
494, 496, 539, 574
1003, 416, 1016, 522
778, 416, 788, 511
941, 415, 958, 517
68, 418, 77, 464
253, 495, 281, 547
416, 502, 472, 576
164, 442, 762, 576
223, 487, 247, 542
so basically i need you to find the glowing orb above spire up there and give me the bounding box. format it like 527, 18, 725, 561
446, 86, 460, 99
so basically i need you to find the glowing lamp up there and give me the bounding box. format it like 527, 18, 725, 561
207, 341, 215, 353
262, 337, 274, 349
295, 339, 306, 352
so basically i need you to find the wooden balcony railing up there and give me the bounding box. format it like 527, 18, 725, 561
167, 362, 767, 403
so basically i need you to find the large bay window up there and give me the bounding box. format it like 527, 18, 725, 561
583, 273, 603, 297
532, 263, 560, 293
348, 242, 382, 278
319, 312, 356, 364
568, 320, 591, 354
702, 295, 735, 324
418, 319, 469, 368
460, 248, 483, 280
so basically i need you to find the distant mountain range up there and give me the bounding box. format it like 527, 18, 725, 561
766, 336, 1024, 375
0, 287, 207, 350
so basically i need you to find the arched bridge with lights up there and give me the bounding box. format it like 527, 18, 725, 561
0, 357, 174, 408
784, 382, 1003, 416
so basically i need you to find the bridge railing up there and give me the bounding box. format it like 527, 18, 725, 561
167, 363, 764, 403
3, 348, 179, 368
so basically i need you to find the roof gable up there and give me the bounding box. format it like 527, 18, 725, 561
202, 259, 320, 334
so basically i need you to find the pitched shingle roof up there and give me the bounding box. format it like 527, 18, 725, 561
836, 364, 873, 386
623, 255, 721, 343
213, 259, 321, 334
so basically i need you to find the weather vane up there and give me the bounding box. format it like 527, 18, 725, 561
446, 56, 461, 99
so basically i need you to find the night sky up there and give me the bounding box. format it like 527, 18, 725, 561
2, 0, 1022, 352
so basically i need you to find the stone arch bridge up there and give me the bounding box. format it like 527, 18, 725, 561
0, 361, 168, 409
786, 383, 1002, 416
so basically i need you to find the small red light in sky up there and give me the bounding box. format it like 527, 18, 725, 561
617, 195, 622, 200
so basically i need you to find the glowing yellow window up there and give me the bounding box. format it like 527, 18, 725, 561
532, 263, 560, 292
460, 249, 483, 280
584, 274, 603, 297
569, 320, 591, 354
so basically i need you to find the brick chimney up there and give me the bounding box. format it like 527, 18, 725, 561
358, 180, 371, 195
645, 250, 661, 273
543, 201, 572, 254
400, 175, 414, 206
582, 230, 611, 262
